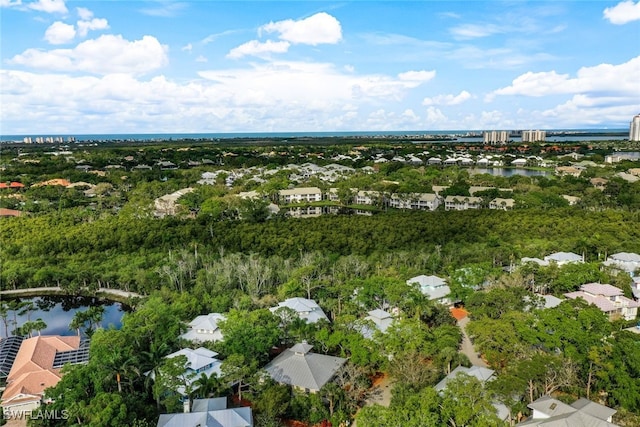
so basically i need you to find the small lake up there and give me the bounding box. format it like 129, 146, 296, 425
0, 296, 128, 339
470, 168, 552, 177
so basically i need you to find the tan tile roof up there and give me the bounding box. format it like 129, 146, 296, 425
1, 336, 80, 407
31, 179, 71, 187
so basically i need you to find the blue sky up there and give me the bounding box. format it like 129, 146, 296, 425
1, 0, 639, 134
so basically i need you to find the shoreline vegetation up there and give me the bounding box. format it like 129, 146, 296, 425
0, 287, 144, 305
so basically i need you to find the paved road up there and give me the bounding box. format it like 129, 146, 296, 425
458, 316, 488, 367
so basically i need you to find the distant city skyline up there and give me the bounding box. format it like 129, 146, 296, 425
1, 1, 639, 134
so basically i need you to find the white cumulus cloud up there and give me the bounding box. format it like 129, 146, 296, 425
10, 34, 169, 75
490, 56, 640, 98
28, 0, 67, 13
603, 1, 640, 24
227, 40, 290, 59
44, 21, 75, 44
260, 12, 342, 45
423, 90, 471, 106
77, 18, 109, 37
76, 6, 92, 20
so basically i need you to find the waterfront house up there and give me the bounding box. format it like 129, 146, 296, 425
279, 187, 322, 204
1, 336, 88, 413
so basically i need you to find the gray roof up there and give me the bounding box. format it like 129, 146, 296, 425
571, 398, 617, 421
544, 252, 583, 263
608, 252, 640, 263
263, 343, 346, 391
407, 275, 450, 301
528, 395, 576, 417
542, 295, 563, 309
517, 396, 618, 427
360, 309, 394, 338
434, 365, 495, 392
192, 398, 228, 412
180, 313, 226, 343
407, 274, 446, 288
270, 298, 329, 323
157, 407, 253, 427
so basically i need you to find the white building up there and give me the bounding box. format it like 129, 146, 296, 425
279, 187, 323, 203
444, 195, 482, 211
603, 252, 640, 276
270, 297, 330, 323
564, 283, 640, 321
388, 193, 440, 211
630, 114, 640, 141
407, 274, 451, 304
180, 313, 226, 343
522, 130, 546, 142
483, 130, 509, 145
354, 190, 380, 206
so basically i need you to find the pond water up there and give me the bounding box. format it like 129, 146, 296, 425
0, 295, 128, 339
470, 168, 552, 177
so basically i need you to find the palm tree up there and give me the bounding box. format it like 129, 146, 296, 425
192, 372, 223, 399
0, 302, 9, 337
32, 318, 47, 336
69, 311, 86, 336
140, 341, 170, 410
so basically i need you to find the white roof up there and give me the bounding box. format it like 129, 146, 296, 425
542, 295, 563, 309
166, 347, 221, 372
270, 298, 329, 323
180, 313, 226, 343
364, 309, 394, 334
434, 365, 495, 392
407, 275, 446, 288
544, 252, 583, 263
609, 252, 640, 262
157, 407, 253, 427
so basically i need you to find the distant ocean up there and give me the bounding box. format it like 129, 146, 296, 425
0, 129, 629, 143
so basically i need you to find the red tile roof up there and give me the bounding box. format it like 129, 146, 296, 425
0, 209, 23, 217
0, 182, 25, 189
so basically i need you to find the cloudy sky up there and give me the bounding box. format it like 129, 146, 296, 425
1, 0, 639, 134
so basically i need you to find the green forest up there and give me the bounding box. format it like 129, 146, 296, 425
1, 139, 640, 426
